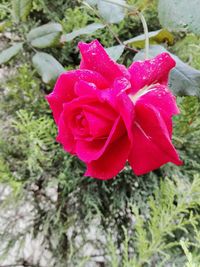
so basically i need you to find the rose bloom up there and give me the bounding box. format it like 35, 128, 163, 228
46, 40, 182, 180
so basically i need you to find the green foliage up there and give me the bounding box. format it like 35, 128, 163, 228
1, 64, 47, 113
32, 52, 65, 84
172, 34, 200, 70
0, 42, 23, 64
1, 1, 200, 266
27, 22, 63, 48
158, 0, 200, 35
10, 109, 57, 178
12, 0, 32, 23
107, 176, 200, 267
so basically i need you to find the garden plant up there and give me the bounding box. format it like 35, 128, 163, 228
0, 0, 200, 266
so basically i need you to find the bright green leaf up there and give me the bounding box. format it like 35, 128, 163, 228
12, 0, 32, 23
0, 43, 23, 65
158, 0, 200, 35
27, 22, 62, 48
98, 0, 126, 23
105, 45, 125, 61
134, 45, 200, 97
124, 29, 174, 48
62, 23, 105, 42
32, 52, 65, 84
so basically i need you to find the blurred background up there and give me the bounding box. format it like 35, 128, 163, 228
1, 0, 200, 266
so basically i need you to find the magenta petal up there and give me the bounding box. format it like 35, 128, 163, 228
74, 80, 97, 97
56, 114, 76, 154
78, 40, 130, 83
129, 53, 176, 93
84, 134, 130, 180
84, 109, 113, 138
45, 94, 63, 125
131, 84, 179, 137
53, 69, 109, 103
128, 103, 182, 175
76, 117, 125, 162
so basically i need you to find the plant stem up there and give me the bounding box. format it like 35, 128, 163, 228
137, 12, 149, 59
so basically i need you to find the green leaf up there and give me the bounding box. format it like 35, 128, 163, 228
134, 45, 200, 97
62, 23, 105, 42
158, 0, 200, 35
32, 52, 65, 84
105, 44, 125, 61
0, 43, 23, 65
27, 22, 62, 48
124, 29, 174, 48
85, 0, 98, 6
12, 0, 32, 23
0, 21, 11, 33
97, 0, 126, 23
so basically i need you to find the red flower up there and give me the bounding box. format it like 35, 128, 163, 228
46, 40, 182, 179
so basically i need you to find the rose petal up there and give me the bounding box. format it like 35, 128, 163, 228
76, 117, 126, 162
84, 109, 114, 138
129, 84, 179, 137
100, 77, 134, 141
53, 69, 109, 101
85, 134, 130, 180
56, 114, 76, 154
78, 40, 130, 83
129, 53, 176, 93
128, 103, 182, 175
45, 94, 63, 125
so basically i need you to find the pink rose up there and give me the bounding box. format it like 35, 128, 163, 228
46, 40, 182, 180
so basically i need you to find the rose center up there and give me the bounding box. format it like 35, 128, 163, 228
75, 112, 88, 132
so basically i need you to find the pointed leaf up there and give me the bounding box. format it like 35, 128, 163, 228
0, 43, 23, 65
158, 0, 200, 35
124, 29, 174, 48
12, 0, 32, 23
27, 22, 62, 48
105, 44, 125, 61
134, 45, 200, 97
62, 23, 105, 42
32, 52, 65, 84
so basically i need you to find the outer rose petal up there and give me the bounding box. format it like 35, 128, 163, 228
128, 103, 182, 175
129, 53, 176, 93
78, 40, 130, 83
45, 94, 63, 125
52, 69, 109, 101
85, 133, 130, 180
129, 84, 179, 137
56, 114, 76, 154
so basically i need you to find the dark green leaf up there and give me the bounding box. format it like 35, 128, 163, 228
32, 52, 65, 84
62, 23, 105, 42
134, 45, 200, 97
27, 23, 62, 48
12, 0, 32, 23
158, 0, 200, 35
0, 43, 23, 65
105, 45, 125, 61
